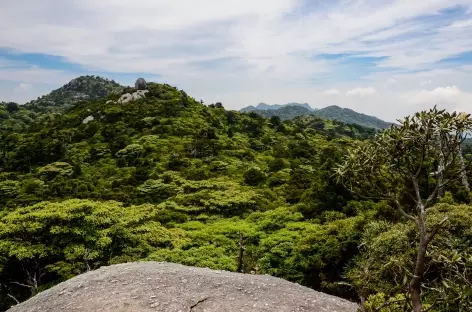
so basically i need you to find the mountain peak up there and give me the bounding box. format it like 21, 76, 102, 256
241, 102, 313, 112
25, 75, 124, 112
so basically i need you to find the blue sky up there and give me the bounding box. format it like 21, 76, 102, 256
1, 0, 472, 120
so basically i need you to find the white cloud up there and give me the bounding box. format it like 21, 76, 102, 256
323, 88, 341, 95
0, 66, 79, 85
424, 86, 462, 97
13, 83, 33, 92
0, 65, 83, 103
2, 0, 471, 74
0, 0, 472, 118
346, 87, 377, 96
408, 86, 472, 113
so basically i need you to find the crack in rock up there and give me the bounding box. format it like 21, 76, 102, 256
189, 297, 209, 311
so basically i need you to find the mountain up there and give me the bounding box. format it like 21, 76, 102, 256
241, 102, 313, 112
241, 105, 313, 120
25, 75, 123, 112
0, 76, 380, 310
240, 103, 392, 129
314, 105, 392, 129
240, 105, 258, 112
0, 76, 466, 311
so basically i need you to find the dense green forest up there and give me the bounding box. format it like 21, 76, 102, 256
0, 79, 471, 311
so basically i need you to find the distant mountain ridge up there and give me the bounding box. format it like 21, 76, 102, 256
240, 103, 392, 129
314, 105, 392, 129
241, 102, 313, 112
243, 105, 313, 121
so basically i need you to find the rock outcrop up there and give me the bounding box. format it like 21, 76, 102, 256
8, 262, 357, 312
117, 93, 133, 104
82, 115, 94, 124
117, 90, 149, 104
135, 77, 147, 90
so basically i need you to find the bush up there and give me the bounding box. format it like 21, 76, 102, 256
243, 166, 266, 186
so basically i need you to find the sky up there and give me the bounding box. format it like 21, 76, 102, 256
2, 1, 472, 121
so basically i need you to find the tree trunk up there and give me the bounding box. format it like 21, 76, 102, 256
437, 145, 445, 198
458, 144, 470, 193
410, 212, 427, 312
237, 233, 244, 273
359, 295, 366, 312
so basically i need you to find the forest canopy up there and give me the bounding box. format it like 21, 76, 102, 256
0, 79, 471, 312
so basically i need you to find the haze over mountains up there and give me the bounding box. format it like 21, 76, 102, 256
240, 103, 393, 130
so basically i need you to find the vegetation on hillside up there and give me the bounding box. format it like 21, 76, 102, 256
314, 105, 392, 129
241, 102, 313, 112
241, 104, 392, 130
336, 108, 472, 311
0, 102, 37, 133
0, 80, 471, 311
242, 105, 314, 120
24, 76, 123, 113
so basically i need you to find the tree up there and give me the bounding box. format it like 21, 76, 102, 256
335, 107, 472, 312
5, 102, 19, 114
243, 166, 266, 186
269, 116, 282, 129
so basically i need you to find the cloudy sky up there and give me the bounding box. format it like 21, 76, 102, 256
1, 0, 472, 121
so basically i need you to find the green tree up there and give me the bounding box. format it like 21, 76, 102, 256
335, 108, 472, 312
5, 103, 19, 114
243, 166, 266, 186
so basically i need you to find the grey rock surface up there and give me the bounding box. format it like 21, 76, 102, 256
8, 262, 357, 312
135, 78, 147, 90
82, 115, 94, 124
117, 90, 149, 104
132, 89, 149, 100
118, 93, 133, 104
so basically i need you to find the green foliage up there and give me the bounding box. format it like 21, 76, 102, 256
38, 162, 74, 180
336, 108, 472, 311
5, 102, 19, 114
243, 166, 266, 186
0, 78, 470, 312
24, 76, 123, 113
240, 104, 391, 130
348, 204, 472, 311
313, 105, 391, 130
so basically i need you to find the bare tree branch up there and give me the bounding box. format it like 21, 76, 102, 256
6, 293, 19, 305
411, 176, 423, 207
11, 281, 33, 289
426, 217, 448, 245
392, 199, 416, 223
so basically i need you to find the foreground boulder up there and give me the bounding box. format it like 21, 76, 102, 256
8, 262, 357, 312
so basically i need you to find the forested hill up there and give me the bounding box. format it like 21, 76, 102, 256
240, 104, 392, 129
314, 105, 392, 129
0, 79, 377, 309
0, 79, 470, 311
0, 81, 375, 209
25, 75, 123, 112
